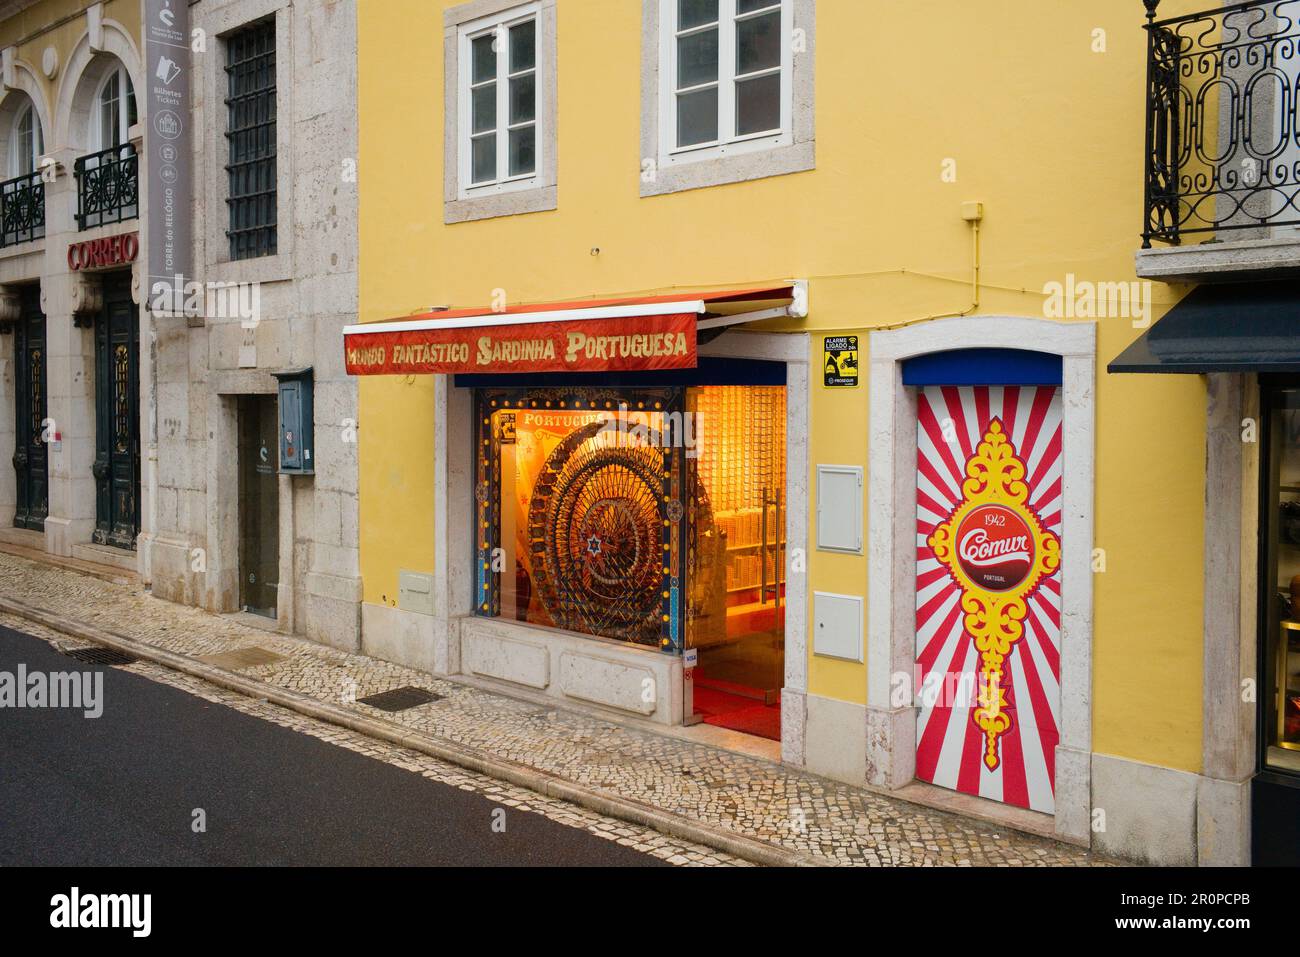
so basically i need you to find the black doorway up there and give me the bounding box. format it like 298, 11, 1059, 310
238, 395, 280, 618
92, 275, 139, 549
12, 284, 47, 531
1254, 376, 1300, 865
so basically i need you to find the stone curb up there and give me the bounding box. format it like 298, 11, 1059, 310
0, 595, 830, 869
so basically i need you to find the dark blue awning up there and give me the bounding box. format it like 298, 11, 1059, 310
902, 349, 1063, 387
1109, 281, 1300, 374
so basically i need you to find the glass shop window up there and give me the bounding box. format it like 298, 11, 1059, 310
474, 385, 788, 677
477, 390, 684, 649
1265, 385, 1300, 774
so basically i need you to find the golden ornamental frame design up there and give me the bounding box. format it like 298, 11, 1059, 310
928, 419, 1061, 771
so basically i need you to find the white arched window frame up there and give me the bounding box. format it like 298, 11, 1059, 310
92, 62, 137, 153
8, 102, 43, 179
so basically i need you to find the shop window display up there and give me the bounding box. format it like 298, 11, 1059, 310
475, 385, 787, 739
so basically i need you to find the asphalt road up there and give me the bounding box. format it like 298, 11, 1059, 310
0, 624, 667, 867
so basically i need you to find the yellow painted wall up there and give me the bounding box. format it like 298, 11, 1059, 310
359, 0, 1207, 772
0, 0, 142, 119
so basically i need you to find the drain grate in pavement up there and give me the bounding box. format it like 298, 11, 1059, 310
197, 647, 286, 671
358, 686, 443, 712
62, 646, 137, 667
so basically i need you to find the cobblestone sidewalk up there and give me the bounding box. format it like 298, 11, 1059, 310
0, 548, 1112, 866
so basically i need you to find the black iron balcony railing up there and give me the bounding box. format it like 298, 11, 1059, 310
0, 170, 45, 248
1143, 0, 1300, 247
74, 143, 138, 231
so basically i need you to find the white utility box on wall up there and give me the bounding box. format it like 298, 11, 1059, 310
816, 464, 863, 553
813, 591, 864, 662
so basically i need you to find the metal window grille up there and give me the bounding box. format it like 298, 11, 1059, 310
0, 171, 45, 246
225, 19, 277, 260
74, 145, 137, 231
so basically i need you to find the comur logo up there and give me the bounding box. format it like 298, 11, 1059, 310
956, 505, 1034, 592
50, 887, 151, 937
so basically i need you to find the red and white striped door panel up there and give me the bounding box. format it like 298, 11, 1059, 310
915, 385, 1063, 814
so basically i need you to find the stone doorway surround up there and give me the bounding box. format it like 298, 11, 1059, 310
866, 315, 1097, 846
416, 330, 812, 762
1195, 372, 1257, 867
213, 376, 296, 635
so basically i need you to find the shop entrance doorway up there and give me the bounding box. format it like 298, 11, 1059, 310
473, 378, 787, 741
686, 386, 786, 741
92, 276, 139, 549
1254, 377, 1300, 865
913, 382, 1064, 814
238, 395, 280, 618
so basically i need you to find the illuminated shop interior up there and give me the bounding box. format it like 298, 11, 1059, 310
477, 384, 787, 740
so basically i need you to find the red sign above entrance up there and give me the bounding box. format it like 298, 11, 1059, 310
344, 312, 698, 377
68, 233, 140, 272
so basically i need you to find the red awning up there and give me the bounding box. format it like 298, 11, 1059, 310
342, 285, 802, 377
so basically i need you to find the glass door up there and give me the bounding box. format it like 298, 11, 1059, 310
1256, 379, 1300, 866
685, 385, 786, 741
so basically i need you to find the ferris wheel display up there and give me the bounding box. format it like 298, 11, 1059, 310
527, 421, 670, 645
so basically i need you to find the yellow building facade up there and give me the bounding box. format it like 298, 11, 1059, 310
352, 0, 1292, 865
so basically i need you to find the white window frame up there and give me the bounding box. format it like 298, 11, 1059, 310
641, 0, 813, 198
457, 1, 542, 200
659, 0, 793, 164
91, 63, 136, 152
8, 102, 43, 178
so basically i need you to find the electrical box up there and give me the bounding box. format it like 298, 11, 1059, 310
813, 591, 863, 662
816, 464, 863, 553
273, 368, 314, 475
399, 570, 435, 616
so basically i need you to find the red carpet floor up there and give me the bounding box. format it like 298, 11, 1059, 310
692, 685, 781, 741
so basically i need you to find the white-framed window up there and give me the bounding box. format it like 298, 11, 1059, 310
93, 63, 137, 152
458, 2, 541, 197
661, 0, 792, 160
8, 103, 43, 178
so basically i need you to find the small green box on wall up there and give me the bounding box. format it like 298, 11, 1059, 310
273, 368, 314, 475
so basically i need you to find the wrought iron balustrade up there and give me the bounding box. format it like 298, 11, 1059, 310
1143, 0, 1300, 246
74, 143, 139, 231
0, 170, 45, 248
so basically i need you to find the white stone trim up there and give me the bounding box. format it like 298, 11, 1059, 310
0, 60, 53, 167
431, 374, 472, 675
443, 0, 558, 224
1136, 235, 1300, 282
867, 315, 1096, 843
51, 18, 143, 149
199, 0, 295, 284
1092, 752, 1198, 866
640, 0, 815, 198
1196, 373, 1257, 866
700, 329, 810, 764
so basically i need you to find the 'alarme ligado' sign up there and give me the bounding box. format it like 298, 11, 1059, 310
344, 312, 698, 376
